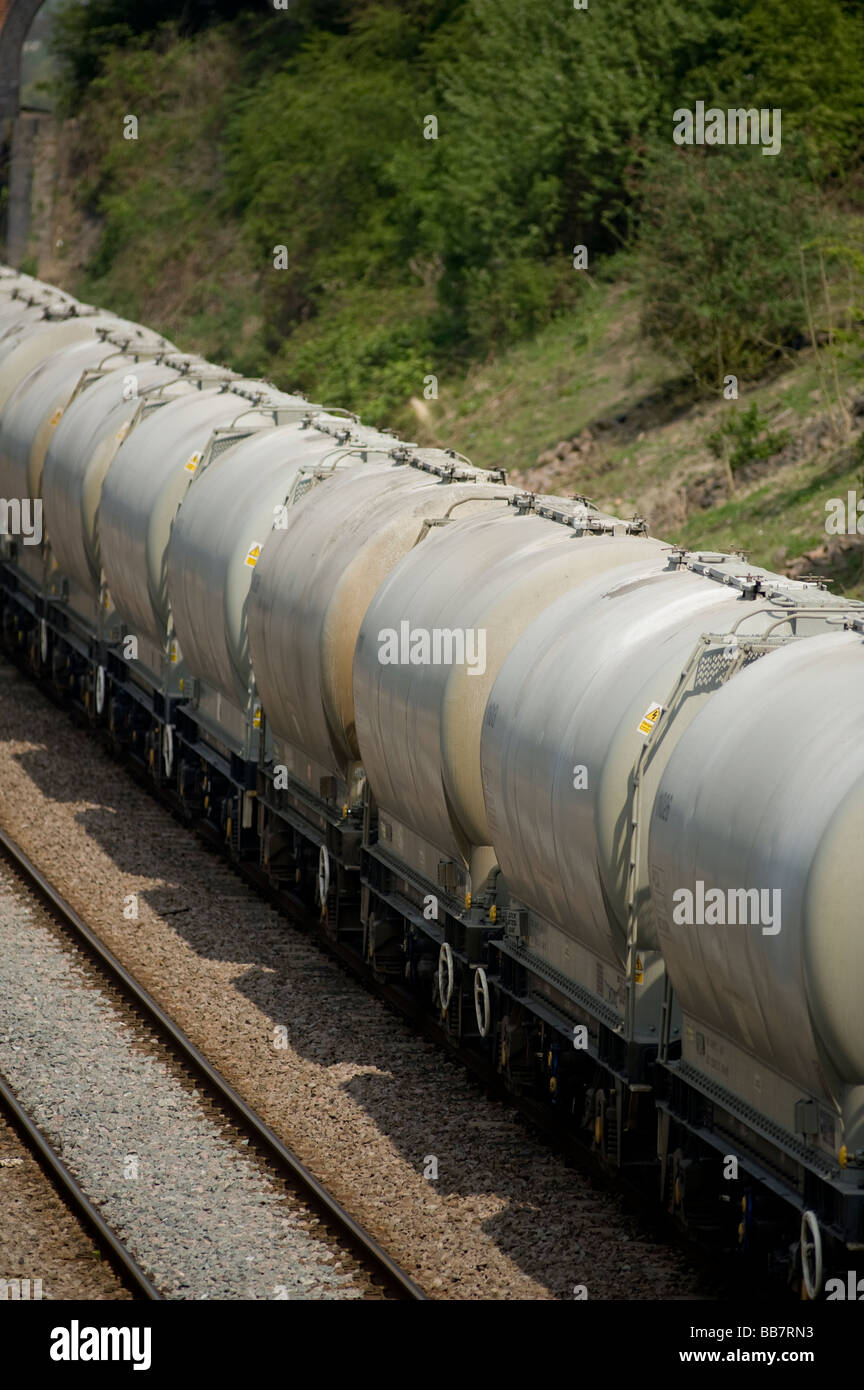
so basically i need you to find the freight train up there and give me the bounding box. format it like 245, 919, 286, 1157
0, 266, 861, 1299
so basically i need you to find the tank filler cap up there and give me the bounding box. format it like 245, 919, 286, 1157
397, 446, 498, 483
511, 491, 536, 514
663, 546, 688, 568
532, 495, 645, 536
793, 574, 831, 590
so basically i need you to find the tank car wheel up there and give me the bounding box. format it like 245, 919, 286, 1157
474, 966, 491, 1037
39, 619, 49, 667
95, 665, 106, 716
316, 845, 330, 909
800, 1210, 823, 1299
162, 724, 174, 779
438, 942, 454, 1013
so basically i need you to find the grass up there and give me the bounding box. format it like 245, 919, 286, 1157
399, 281, 676, 470
393, 277, 864, 595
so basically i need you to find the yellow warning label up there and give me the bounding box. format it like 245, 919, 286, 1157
244, 543, 261, 568
252, 706, 261, 729
634, 955, 644, 984
637, 701, 663, 736
184, 452, 200, 473
169, 640, 178, 664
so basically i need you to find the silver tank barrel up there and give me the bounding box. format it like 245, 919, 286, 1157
164, 409, 368, 707
648, 628, 864, 1100
42, 360, 184, 595
248, 456, 514, 779
0, 314, 168, 420
354, 506, 667, 867
0, 337, 165, 507
98, 378, 291, 645
479, 562, 842, 966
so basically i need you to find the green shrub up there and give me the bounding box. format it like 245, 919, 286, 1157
53, 0, 864, 420
269, 284, 438, 424
706, 403, 790, 473
637, 143, 819, 386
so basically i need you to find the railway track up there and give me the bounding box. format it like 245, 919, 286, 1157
0, 1068, 159, 1299
0, 1067, 159, 1299
0, 826, 425, 1302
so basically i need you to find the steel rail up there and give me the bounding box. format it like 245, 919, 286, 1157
0, 1069, 162, 1299
0, 826, 426, 1302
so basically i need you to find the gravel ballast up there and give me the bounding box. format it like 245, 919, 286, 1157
0, 1108, 130, 1301
0, 869, 366, 1300
0, 659, 714, 1299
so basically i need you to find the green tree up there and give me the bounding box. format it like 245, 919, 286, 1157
407, 0, 731, 346
636, 143, 819, 386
